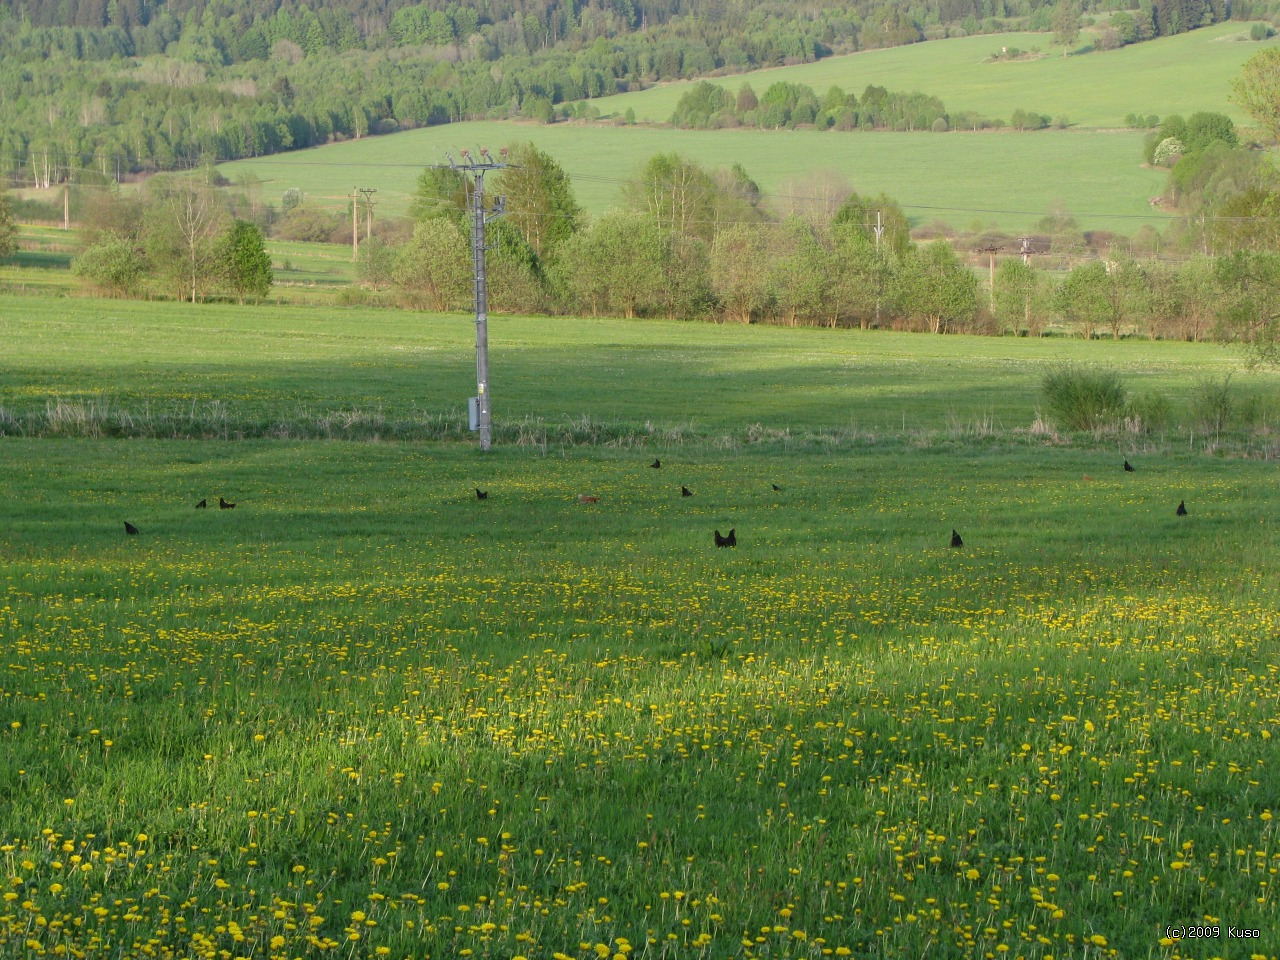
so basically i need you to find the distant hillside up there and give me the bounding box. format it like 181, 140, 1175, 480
0, 0, 1246, 185
590, 22, 1280, 129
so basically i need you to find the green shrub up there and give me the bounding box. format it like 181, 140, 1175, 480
72, 236, 146, 295
1129, 391, 1173, 432
1041, 365, 1128, 432
1191, 376, 1237, 433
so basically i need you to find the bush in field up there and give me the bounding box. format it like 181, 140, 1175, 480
0, 193, 20, 259
1191, 375, 1239, 433
1041, 365, 1128, 432
357, 237, 396, 290
1129, 391, 1173, 432
274, 204, 344, 243
217, 219, 273, 302
72, 236, 146, 295
393, 218, 470, 311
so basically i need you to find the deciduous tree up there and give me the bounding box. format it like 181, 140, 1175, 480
1215, 250, 1280, 364
142, 176, 228, 303
217, 219, 273, 302
1052, 0, 1081, 58
393, 217, 470, 311
1055, 260, 1110, 339
0, 193, 16, 260
552, 211, 666, 319
493, 142, 581, 259
893, 241, 978, 333
994, 259, 1050, 336
1232, 47, 1280, 143
625, 153, 718, 241
710, 222, 775, 323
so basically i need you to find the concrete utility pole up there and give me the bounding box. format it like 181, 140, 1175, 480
358, 187, 377, 240
445, 147, 508, 451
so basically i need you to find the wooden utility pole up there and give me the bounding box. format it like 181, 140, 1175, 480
350, 187, 359, 261
977, 243, 1001, 312
358, 187, 377, 240
63, 184, 70, 230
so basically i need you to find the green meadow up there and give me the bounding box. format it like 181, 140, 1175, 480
216, 22, 1276, 234
2, 228, 357, 303
1, 294, 1278, 958
221, 123, 1166, 233
0, 294, 1265, 436
594, 21, 1279, 128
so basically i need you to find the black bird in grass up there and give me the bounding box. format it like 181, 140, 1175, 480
771, 483, 782, 492
714, 528, 737, 548
1124, 459, 1136, 472
1177, 500, 1188, 516
951, 529, 964, 548
475, 488, 488, 500
124, 521, 139, 536
219, 497, 235, 509
195, 498, 207, 509
681, 485, 693, 497
650, 458, 661, 469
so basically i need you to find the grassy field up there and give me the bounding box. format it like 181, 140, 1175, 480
2, 229, 357, 303
220, 123, 1168, 234
215, 21, 1276, 234
0, 224, 77, 296
1, 295, 1278, 959
591, 21, 1279, 128
268, 239, 360, 299
0, 294, 1268, 438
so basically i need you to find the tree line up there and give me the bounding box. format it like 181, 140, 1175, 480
671, 78, 1060, 132
13, 141, 1274, 357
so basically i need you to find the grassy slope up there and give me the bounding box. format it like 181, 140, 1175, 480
594, 21, 1279, 127
218, 23, 1272, 233
221, 122, 1166, 233
1, 301, 1278, 957
0, 293, 1263, 435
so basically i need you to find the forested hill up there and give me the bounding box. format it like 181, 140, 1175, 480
0, 0, 1236, 182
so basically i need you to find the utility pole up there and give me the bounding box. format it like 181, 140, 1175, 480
1018, 237, 1032, 264
445, 147, 508, 452
358, 187, 377, 240
350, 187, 359, 261
977, 243, 1001, 312
63, 183, 70, 231
873, 209, 884, 327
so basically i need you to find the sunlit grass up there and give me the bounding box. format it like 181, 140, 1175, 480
0, 298, 1277, 957
0, 293, 1270, 444
0, 438, 1277, 958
